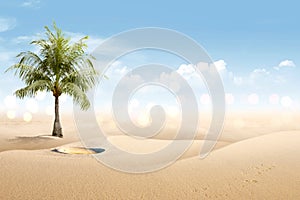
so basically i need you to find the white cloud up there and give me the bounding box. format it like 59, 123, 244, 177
21, 0, 41, 8
159, 71, 181, 92
177, 61, 226, 79
274, 60, 296, 70
231, 68, 270, 87
213, 60, 227, 72
12, 35, 35, 44
252, 68, 270, 75
104, 60, 129, 77
175, 64, 205, 91
114, 66, 128, 75
203, 60, 245, 89
0, 18, 16, 32
250, 68, 270, 80
280, 60, 295, 67
176, 64, 196, 79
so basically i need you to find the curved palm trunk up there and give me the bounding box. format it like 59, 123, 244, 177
52, 96, 63, 137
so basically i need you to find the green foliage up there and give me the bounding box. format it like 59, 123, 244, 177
6, 22, 98, 110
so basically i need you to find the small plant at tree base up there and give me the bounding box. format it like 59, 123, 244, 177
6, 22, 98, 138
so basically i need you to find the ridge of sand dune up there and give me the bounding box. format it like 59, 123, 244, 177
0, 130, 300, 199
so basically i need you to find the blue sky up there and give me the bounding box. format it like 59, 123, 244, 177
0, 0, 300, 121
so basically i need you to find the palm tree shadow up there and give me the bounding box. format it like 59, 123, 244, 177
7, 135, 60, 143
3, 135, 65, 152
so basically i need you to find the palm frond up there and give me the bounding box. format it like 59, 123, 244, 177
62, 82, 90, 110
15, 80, 52, 99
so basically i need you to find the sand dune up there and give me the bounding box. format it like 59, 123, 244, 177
1, 112, 300, 199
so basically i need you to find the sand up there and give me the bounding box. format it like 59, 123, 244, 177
0, 111, 300, 199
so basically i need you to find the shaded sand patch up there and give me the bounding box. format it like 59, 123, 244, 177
52, 147, 105, 154
0, 135, 69, 152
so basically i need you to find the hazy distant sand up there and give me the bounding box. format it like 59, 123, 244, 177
1, 112, 300, 199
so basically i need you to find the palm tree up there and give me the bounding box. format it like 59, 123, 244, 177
6, 23, 97, 138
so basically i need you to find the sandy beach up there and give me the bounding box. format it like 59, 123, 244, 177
0, 111, 299, 199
